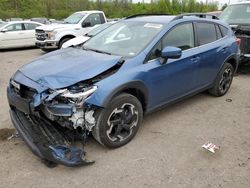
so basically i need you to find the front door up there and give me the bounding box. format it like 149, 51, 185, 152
144, 23, 201, 109
1, 23, 25, 48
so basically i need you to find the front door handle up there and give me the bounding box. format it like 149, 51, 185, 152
191, 57, 200, 63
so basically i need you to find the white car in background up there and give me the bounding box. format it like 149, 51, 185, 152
0, 21, 43, 49
62, 21, 116, 48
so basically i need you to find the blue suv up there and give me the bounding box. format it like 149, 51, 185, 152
7, 14, 240, 167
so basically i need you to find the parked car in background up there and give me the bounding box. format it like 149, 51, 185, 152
62, 21, 116, 48
0, 19, 5, 24
49, 19, 64, 24
208, 11, 222, 17
8, 18, 23, 21
31, 17, 50, 25
7, 14, 240, 167
35, 10, 107, 52
0, 21, 43, 49
220, 2, 250, 63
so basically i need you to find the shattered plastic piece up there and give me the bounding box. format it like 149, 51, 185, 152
49, 145, 95, 166
202, 142, 220, 153
8, 132, 20, 140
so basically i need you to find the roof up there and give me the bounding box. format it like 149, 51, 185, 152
74, 10, 104, 14
3, 20, 44, 25
125, 14, 221, 25
125, 15, 176, 24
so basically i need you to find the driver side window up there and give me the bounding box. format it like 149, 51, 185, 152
148, 23, 195, 61
84, 13, 102, 27
5, 23, 23, 32
162, 23, 195, 51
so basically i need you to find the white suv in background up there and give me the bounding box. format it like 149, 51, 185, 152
35, 10, 107, 52
0, 21, 43, 49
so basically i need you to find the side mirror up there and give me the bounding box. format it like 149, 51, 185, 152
161, 46, 182, 59
82, 22, 91, 28
1, 28, 7, 33
161, 46, 182, 64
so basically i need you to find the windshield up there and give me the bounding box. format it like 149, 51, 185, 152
219, 4, 250, 25
64, 13, 85, 24
83, 21, 163, 57
87, 22, 113, 37
0, 23, 7, 28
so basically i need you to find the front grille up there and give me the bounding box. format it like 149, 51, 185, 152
35, 29, 47, 41
237, 34, 250, 54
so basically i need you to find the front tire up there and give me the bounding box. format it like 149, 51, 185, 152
92, 93, 143, 148
59, 38, 71, 49
208, 63, 234, 97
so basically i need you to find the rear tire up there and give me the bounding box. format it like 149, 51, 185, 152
208, 63, 234, 97
92, 93, 143, 148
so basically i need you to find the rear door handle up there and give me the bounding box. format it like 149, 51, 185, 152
191, 57, 200, 63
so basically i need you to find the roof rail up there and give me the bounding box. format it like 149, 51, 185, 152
126, 13, 171, 19
172, 13, 219, 21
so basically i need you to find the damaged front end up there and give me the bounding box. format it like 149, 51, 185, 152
7, 48, 125, 167
8, 80, 100, 167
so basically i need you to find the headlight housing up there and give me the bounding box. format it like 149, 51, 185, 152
59, 85, 98, 103
47, 31, 57, 40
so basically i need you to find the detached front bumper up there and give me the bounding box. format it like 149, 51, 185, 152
36, 40, 58, 50
7, 86, 94, 167
9, 109, 94, 167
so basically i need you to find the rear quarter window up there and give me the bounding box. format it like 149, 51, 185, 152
215, 25, 223, 39
219, 25, 229, 37
196, 22, 217, 45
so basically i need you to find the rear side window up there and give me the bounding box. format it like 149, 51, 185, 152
196, 22, 217, 45
24, 23, 40, 30
219, 25, 229, 37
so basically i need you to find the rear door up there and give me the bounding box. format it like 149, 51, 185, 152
23, 23, 40, 45
1, 23, 25, 48
194, 22, 228, 87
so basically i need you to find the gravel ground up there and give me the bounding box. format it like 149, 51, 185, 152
0, 48, 249, 188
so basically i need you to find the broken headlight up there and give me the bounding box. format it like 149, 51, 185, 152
60, 85, 98, 104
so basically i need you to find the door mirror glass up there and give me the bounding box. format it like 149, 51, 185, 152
82, 22, 91, 28
161, 46, 182, 60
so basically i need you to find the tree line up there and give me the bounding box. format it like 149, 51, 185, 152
0, 0, 218, 20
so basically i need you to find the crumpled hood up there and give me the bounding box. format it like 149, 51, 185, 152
36, 24, 78, 31
19, 48, 122, 89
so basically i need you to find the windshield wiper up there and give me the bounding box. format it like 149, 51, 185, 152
82, 47, 111, 55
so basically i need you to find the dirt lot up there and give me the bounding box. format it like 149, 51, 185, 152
0, 48, 249, 188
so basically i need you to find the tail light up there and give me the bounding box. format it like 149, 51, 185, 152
236, 38, 241, 46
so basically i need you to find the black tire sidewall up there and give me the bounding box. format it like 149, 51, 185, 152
93, 93, 143, 148
59, 38, 71, 49
214, 63, 234, 96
